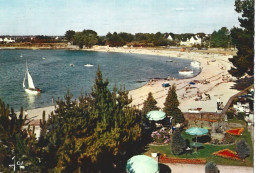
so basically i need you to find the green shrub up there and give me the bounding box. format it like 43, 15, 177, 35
236, 139, 250, 160
171, 129, 186, 155
226, 110, 234, 119
205, 161, 219, 173
237, 112, 246, 120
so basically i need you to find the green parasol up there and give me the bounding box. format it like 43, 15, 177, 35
126, 155, 159, 173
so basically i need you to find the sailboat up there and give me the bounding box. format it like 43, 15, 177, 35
23, 59, 41, 94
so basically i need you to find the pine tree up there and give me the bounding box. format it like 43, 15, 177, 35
142, 92, 159, 115
39, 67, 146, 172
236, 139, 250, 160
171, 129, 186, 155
229, 0, 254, 77
0, 98, 40, 171
163, 85, 184, 124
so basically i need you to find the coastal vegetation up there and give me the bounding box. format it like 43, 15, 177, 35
0, 68, 153, 172
228, 0, 254, 78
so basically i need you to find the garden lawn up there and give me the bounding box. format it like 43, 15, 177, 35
146, 129, 253, 166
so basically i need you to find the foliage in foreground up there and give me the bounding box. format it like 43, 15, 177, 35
0, 67, 151, 172
0, 99, 41, 172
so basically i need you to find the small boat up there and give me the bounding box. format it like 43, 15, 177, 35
23, 59, 41, 94
42, 57, 46, 60
70, 63, 75, 67
166, 60, 173, 62
20, 54, 23, 58
84, 64, 94, 67
179, 68, 193, 75
190, 61, 200, 68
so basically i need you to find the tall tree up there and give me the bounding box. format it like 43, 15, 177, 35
229, 0, 254, 77
163, 85, 184, 124
65, 30, 76, 42
73, 29, 98, 48
210, 27, 231, 48
39, 67, 147, 172
142, 92, 159, 115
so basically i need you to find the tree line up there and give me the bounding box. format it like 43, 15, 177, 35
65, 29, 235, 49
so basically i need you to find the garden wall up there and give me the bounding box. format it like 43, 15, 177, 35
183, 112, 225, 120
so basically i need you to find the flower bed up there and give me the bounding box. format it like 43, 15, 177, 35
213, 149, 240, 160
159, 155, 206, 164
226, 128, 244, 136
151, 128, 170, 144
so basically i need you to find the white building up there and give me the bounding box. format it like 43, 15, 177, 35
3, 37, 15, 43
166, 35, 173, 41
180, 35, 202, 46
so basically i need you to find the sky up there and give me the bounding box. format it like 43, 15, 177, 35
0, 0, 241, 36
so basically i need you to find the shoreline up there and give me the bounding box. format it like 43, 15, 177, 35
13, 46, 239, 120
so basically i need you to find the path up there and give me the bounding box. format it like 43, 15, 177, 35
163, 163, 253, 173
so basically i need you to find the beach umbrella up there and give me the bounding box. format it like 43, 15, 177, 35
146, 111, 166, 121
185, 127, 208, 151
126, 155, 159, 173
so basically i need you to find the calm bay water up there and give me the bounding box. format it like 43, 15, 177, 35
0, 50, 199, 110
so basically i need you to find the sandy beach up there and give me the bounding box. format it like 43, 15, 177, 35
23, 46, 239, 121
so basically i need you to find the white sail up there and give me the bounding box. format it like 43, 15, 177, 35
27, 70, 35, 89
23, 72, 26, 88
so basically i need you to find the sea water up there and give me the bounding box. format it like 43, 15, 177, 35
0, 50, 199, 110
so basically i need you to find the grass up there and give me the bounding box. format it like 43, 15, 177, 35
227, 118, 247, 126
146, 128, 253, 166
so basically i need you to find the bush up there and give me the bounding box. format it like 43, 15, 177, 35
151, 129, 170, 144
237, 112, 246, 120
226, 110, 234, 119
236, 139, 250, 160
171, 129, 186, 155
205, 161, 219, 173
